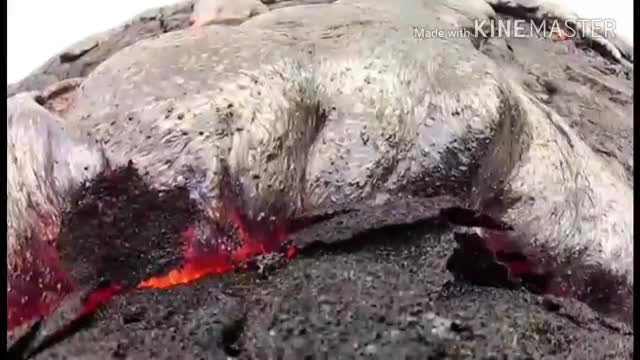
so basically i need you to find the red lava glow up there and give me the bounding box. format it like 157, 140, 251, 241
7, 229, 76, 333
138, 206, 294, 290
81, 283, 124, 315
137, 250, 235, 289
287, 246, 299, 260
505, 261, 535, 277
8, 203, 298, 334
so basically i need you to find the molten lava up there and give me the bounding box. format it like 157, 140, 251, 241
137, 253, 235, 289
7, 231, 76, 333
138, 207, 293, 290
7, 164, 302, 337
9, 205, 296, 336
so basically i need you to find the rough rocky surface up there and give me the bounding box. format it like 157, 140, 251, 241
478, 14, 634, 183
190, 0, 270, 27
6, 0, 634, 358
6, 0, 338, 97
6, 1, 196, 98
9, 180, 635, 359
28, 215, 634, 359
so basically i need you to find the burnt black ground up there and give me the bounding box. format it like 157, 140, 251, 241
57, 163, 199, 288
31, 217, 633, 359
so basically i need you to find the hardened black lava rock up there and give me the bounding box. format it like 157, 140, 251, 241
32, 217, 632, 359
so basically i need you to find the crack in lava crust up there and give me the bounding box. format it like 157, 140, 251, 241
137, 211, 292, 289
9, 163, 631, 336
7, 163, 296, 334
447, 229, 633, 325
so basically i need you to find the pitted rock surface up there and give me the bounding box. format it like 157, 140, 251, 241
47, 0, 632, 284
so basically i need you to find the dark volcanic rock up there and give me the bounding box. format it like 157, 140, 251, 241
32, 277, 244, 359
479, 15, 634, 182
57, 164, 198, 288
32, 221, 633, 359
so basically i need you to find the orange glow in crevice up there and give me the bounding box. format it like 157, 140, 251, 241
138, 206, 295, 290
8, 202, 299, 334
137, 251, 235, 289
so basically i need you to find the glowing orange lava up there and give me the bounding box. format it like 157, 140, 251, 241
137, 209, 294, 290
138, 256, 235, 289
8, 195, 299, 336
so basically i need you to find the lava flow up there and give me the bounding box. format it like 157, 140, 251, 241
8, 210, 294, 334
136, 250, 235, 289
7, 238, 76, 333
7, 164, 299, 335
138, 204, 293, 289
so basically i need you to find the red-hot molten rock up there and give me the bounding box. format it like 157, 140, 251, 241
7, 234, 75, 332
7, 165, 632, 333
7, 164, 296, 333
138, 209, 291, 289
